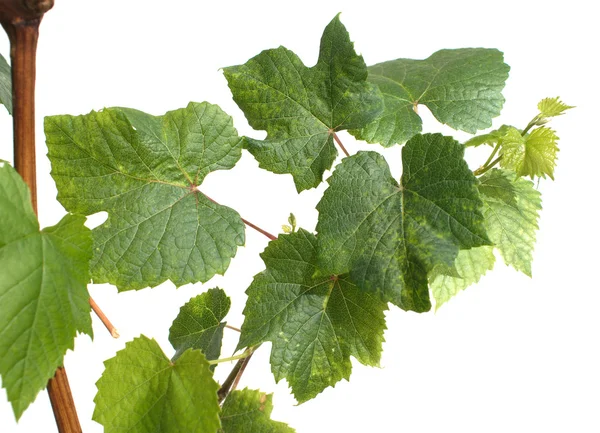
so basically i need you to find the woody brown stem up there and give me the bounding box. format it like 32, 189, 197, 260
1, 2, 82, 432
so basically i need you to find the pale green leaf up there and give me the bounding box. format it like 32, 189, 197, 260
45, 102, 245, 291
464, 124, 512, 148
0, 53, 11, 114
169, 288, 230, 363
430, 246, 495, 310
538, 97, 574, 118
223, 14, 383, 191
93, 335, 220, 433
220, 389, 295, 433
351, 48, 510, 146
0, 162, 92, 419
479, 169, 542, 275
238, 230, 387, 402
316, 134, 490, 312
500, 126, 559, 179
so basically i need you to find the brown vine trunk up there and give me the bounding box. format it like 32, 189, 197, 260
1, 1, 82, 432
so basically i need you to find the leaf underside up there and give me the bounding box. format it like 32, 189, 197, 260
238, 229, 387, 403
430, 168, 542, 307
45, 101, 245, 291
0, 53, 12, 114
223, 14, 383, 191
169, 287, 230, 364
479, 169, 541, 275
220, 388, 295, 433
0, 162, 92, 419
316, 133, 490, 312
351, 48, 510, 147
93, 336, 220, 433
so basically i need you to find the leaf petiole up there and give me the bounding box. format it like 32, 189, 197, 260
207, 347, 254, 365
474, 143, 502, 176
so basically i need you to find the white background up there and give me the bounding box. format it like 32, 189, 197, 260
1, 0, 599, 431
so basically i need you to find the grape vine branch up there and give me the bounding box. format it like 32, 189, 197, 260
0, 3, 572, 433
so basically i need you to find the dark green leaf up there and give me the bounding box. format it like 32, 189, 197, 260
316, 134, 489, 312
93, 335, 220, 433
351, 48, 510, 146
169, 288, 230, 363
220, 389, 295, 433
0, 53, 11, 114
0, 162, 92, 419
238, 230, 387, 402
223, 14, 383, 191
45, 102, 245, 291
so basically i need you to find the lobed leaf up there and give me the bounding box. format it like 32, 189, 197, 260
351, 48, 510, 146
169, 288, 230, 363
500, 126, 559, 179
223, 14, 383, 191
316, 134, 490, 312
45, 102, 245, 291
93, 335, 220, 433
220, 388, 295, 433
238, 229, 387, 402
0, 162, 92, 419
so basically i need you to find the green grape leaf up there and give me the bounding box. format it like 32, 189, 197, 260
430, 246, 496, 310
0, 162, 92, 419
238, 229, 387, 402
479, 169, 541, 276
0, 53, 11, 114
500, 126, 559, 179
45, 102, 246, 291
93, 335, 220, 433
538, 97, 574, 118
169, 288, 230, 364
316, 134, 490, 312
220, 389, 295, 433
350, 48, 510, 147
223, 14, 383, 192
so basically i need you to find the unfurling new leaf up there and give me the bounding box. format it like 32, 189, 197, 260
45, 102, 245, 291
223, 14, 383, 191
0, 162, 92, 419
316, 133, 490, 312
351, 48, 510, 147
538, 97, 574, 118
238, 230, 387, 402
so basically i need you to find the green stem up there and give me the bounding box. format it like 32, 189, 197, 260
208, 348, 253, 365
482, 143, 500, 168
474, 155, 502, 176
474, 143, 501, 176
